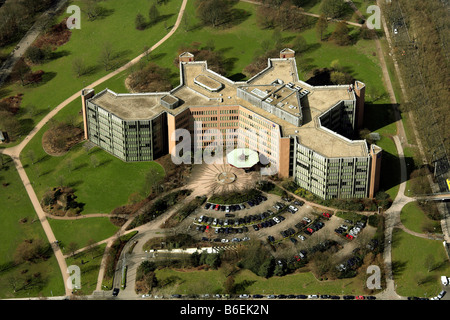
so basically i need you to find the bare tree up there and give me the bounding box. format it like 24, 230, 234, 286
72, 57, 86, 77
98, 42, 115, 71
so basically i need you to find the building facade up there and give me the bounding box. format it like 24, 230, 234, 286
81, 49, 382, 199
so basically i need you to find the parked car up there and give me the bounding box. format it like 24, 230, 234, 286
112, 288, 120, 296
322, 212, 332, 218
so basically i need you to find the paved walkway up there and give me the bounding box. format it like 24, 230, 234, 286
1, 0, 188, 297
0, 0, 69, 87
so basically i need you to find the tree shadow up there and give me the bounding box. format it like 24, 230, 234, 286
296, 0, 321, 11
37, 154, 51, 164
145, 13, 175, 29
148, 52, 167, 62
48, 50, 70, 61
223, 57, 238, 75
227, 8, 252, 27
232, 279, 256, 293
82, 64, 103, 77
391, 260, 408, 277
99, 158, 112, 167
92, 7, 115, 21
34, 71, 57, 87
0, 87, 12, 99
73, 162, 88, 171
18, 118, 36, 136
40, 168, 55, 177
67, 180, 83, 189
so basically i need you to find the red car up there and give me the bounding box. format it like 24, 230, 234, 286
322, 212, 332, 218
346, 234, 354, 240
214, 204, 220, 211
356, 296, 365, 300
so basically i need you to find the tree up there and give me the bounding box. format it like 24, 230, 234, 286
135, 13, 147, 30
90, 155, 100, 168
67, 242, 79, 257
26, 150, 36, 165
13, 239, 47, 263
196, 0, 231, 28
98, 42, 115, 71
320, 0, 346, 19
291, 35, 307, 53
72, 57, 86, 77
256, 5, 277, 29
331, 21, 351, 46
148, 4, 160, 25
25, 46, 49, 64
315, 14, 328, 41
0, 110, 21, 140
330, 71, 353, 85
83, 0, 103, 21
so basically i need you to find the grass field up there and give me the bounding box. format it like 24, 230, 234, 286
153, 267, 369, 295
48, 217, 119, 254
0, 0, 183, 148
0, 0, 414, 298
391, 228, 450, 297
0, 156, 65, 298
400, 202, 442, 235
65, 243, 107, 295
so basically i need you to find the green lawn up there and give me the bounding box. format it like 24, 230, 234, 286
0, 156, 65, 298
400, 202, 441, 234
49, 218, 119, 254
0, 156, 41, 264
153, 267, 369, 295
21, 136, 165, 214
391, 228, 450, 297
0, 0, 183, 148
65, 243, 107, 295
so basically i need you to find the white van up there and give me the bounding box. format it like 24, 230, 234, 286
441, 276, 449, 286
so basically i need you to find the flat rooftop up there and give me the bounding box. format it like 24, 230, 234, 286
90, 90, 170, 120
88, 53, 368, 158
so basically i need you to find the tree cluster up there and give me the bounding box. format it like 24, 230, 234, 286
256, 0, 312, 31
195, 0, 233, 28
0, 0, 53, 47
127, 62, 173, 93
383, 0, 450, 161
174, 42, 228, 75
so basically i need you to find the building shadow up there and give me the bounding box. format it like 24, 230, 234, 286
363, 103, 398, 133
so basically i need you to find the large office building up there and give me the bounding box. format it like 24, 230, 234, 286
81, 49, 382, 199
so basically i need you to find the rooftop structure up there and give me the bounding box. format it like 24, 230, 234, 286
82, 49, 381, 199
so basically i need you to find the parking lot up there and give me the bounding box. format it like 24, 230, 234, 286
188, 191, 376, 262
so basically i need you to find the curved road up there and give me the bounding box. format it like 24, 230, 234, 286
1, 0, 188, 297
1, 0, 443, 300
